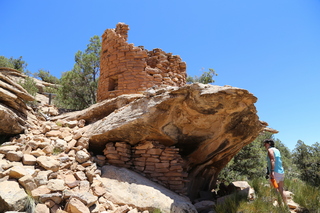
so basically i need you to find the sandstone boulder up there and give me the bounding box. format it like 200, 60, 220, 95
0, 105, 26, 134
37, 156, 60, 172
0, 179, 28, 212
35, 203, 50, 213
81, 83, 266, 200
9, 165, 29, 179
66, 197, 90, 213
47, 179, 65, 191
100, 165, 197, 213
18, 174, 38, 192
75, 150, 90, 163
228, 181, 256, 201
0, 145, 20, 154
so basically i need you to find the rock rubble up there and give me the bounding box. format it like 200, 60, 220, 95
0, 119, 196, 212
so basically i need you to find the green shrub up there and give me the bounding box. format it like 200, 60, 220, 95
19, 77, 38, 96
18, 77, 38, 108
34, 69, 59, 84
236, 178, 290, 213
214, 191, 248, 213
151, 209, 162, 213
52, 147, 64, 155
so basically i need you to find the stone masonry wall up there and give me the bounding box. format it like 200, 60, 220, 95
103, 141, 187, 195
97, 23, 187, 101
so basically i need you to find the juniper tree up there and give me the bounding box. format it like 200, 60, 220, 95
55, 35, 101, 110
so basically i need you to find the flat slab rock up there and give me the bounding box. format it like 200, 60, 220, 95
99, 165, 197, 213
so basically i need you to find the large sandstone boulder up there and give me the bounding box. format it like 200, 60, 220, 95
100, 165, 197, 213
0, 105, 26, 134
90, 84, 266, 199
57, 83, 267, 200
0, 179, 28, 212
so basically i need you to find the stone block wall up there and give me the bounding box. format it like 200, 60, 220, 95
103, 141, 187, 194
97, 23, 187, 102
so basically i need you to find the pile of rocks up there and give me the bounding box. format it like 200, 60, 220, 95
103, 141, 187, 194
0, 119, 161, 213
145, 48, 186, 86
103, 142, 131, 169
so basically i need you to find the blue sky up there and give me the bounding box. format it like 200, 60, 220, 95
1, 0, 320, 151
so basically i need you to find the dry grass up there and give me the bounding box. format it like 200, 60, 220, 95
214, 178, 320, 213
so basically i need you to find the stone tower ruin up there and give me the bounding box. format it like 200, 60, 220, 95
97, 23, 187, 102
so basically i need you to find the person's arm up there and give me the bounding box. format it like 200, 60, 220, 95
267, 148, 275, 178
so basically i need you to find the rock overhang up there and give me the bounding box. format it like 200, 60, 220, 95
83, 83, 266, 200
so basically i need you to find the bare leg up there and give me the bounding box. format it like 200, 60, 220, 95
277, 180, 287, 204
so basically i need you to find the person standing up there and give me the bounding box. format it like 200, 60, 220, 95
264, 139, 287, 204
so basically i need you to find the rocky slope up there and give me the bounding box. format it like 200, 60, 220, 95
1, 118, 198, 212
0, 68, 280, 212
54, 83, 268, 201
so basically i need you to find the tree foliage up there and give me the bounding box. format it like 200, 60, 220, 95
18, 76, 38, 97
218, 132, 271, 182
292, 140, 320, 186
0, 55, 28, 73
218, 132, 292, 183
34, 69, 59, 84
54, 35, 101, 110
18, 76, 39, 108
186, 68, 218, 84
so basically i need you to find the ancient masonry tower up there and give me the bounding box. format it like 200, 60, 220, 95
97, 23, 189, 194
97, 23, 187, 101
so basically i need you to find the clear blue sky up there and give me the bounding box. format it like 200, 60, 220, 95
1, 0, 320, 151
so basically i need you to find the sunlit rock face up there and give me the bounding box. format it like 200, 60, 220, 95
2, 72, 267, 202
0, 68, 36, 135
81, 83, 265, 200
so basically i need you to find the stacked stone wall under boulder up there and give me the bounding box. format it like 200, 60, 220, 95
97, 23, 187, 102
103, 141, 187, 194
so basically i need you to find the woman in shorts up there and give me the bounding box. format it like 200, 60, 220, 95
264, 139, 287, 204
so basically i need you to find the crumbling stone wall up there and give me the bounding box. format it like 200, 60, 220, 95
103, 141, 187, 194
97, 23, 187, 101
